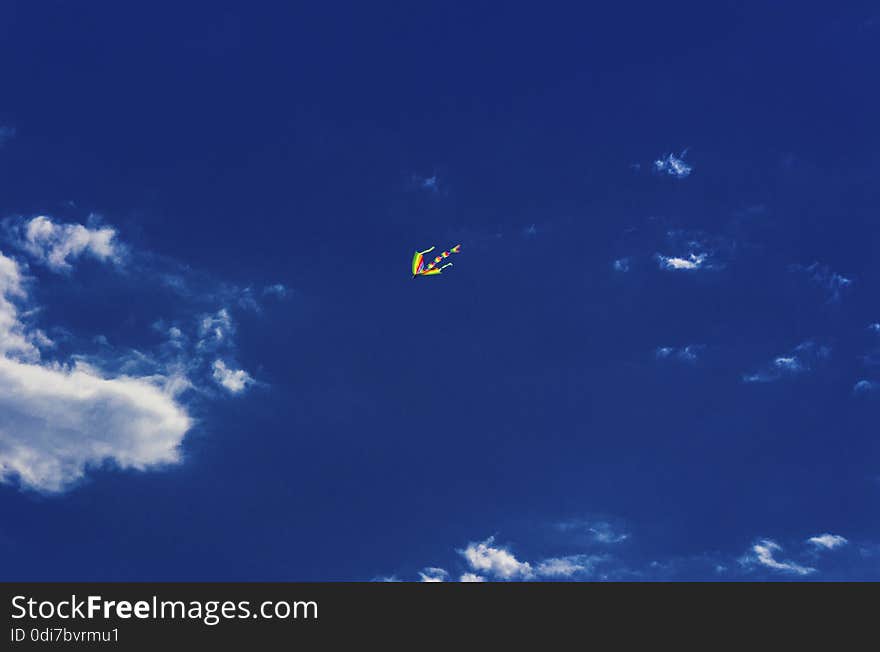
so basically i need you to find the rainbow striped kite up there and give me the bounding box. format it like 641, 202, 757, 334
411, 244, 462, 278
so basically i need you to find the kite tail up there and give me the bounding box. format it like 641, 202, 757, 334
432, 245, 462, 263
418, 246, 436, 255
439, 262, 453, 270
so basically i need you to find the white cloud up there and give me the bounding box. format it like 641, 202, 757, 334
612, 258, 630, 272
653, 152, 692, 178
0, 250, 193, 493
740, 540, 815, 576
459, 537, 534, 580
807, 534, 848, 550
418, 567, 449, 582
212, 360, 253, 394
0, 358, 191, 493
853, 380, 878, 394
459, 573, 486, 582
19, 216, 123, 272
870, 323, 880, 334
656, 252, 707, 271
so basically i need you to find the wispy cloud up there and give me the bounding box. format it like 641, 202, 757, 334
853, 380, 878, 394
655, 345, 702, 364
807, 534, 848, 550
536, 555, 604, 579
653, 151, 692, 179
789, 262, 853, 303
411, 173, 440, 193
197, 309, 235, 350
262, 283, 288, 298
555, 519, 630, 544
739, 539, 816, 576
0, 126, 16, 147
612, 258, 630, 273
743, 340, 831, 383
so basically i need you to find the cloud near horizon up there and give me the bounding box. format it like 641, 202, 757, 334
739, 539, 816, 576
384, 524, 864, 581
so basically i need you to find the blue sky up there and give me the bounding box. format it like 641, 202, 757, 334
1, 1, 879, 580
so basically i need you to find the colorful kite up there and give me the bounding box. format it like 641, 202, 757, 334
411, 244, 462, 278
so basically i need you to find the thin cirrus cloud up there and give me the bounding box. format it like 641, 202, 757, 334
555, 519, 630, 544
618, 228, 731, 275
0, 126, 15, 146
655, 345, 702, 364
262, 283, 288, 298
742, 340, 831, 383
410, 173, 440, 193
535, 555, 605, 579
0, 215, 274, 493
789, 262, 853, 303
739, 540, 816, 576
